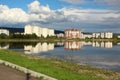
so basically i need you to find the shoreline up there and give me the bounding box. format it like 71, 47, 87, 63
0, 49, 120, 80
0, 38, 120, 42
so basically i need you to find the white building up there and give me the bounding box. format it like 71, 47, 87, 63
41, 28, 48, 38
95, 33, 101, 38
118, 35, 120, 38
56, 33, 64, 38
33, 26, 41, 37
82, 34, 92, 39
25, 25, 33, 34
105, 32, 113, 38
0, 29, 9, 36
25, 25, 54, 38
101, 33, 105, 38
92, 33, 100, 38
48, 29, 54, 36
92, 32, 113, 38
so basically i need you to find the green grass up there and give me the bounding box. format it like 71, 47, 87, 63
0, 50, 119, 80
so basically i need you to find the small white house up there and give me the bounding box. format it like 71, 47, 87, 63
0, 29, 9, 36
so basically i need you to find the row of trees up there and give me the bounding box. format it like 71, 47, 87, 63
0, 33, 60, 39
0, 33, 38, 39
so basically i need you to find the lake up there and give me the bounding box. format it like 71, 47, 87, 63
0, 41, 120, 72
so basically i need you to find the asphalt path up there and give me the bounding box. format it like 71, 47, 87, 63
0, 64, 36, 80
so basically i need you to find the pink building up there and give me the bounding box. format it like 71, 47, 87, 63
65, 28, 81, 38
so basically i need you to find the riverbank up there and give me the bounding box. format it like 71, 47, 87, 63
0, 38, 120, 42
0, 50, 120, 80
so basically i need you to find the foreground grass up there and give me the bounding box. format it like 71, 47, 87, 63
0, 50, 120, 80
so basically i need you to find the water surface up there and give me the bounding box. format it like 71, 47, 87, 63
0, 41, 120, 72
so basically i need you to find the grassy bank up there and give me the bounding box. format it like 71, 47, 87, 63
0, 50, 120, 80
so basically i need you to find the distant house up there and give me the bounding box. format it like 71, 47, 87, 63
0, 29, 9, 36
82, 33, 92, 39
56, 33, 64, 38
105, 32, 113, 38
65, 28, 81, 39
92, 32, 113, 38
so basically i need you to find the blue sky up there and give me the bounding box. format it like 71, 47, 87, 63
0, 0, 107, 11
0, 0, 120, 32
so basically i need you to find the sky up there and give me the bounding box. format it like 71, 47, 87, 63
0, 0, 120, 32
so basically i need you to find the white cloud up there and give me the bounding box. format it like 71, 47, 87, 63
0, 5, 29, 25
28, 0, 52, 22
60, 0, 120, 9
27, 1, 120, 25
60, 0, 86, 4
59, 7, 120, 24
28, 0, 51, 14
0, 0, 120, 32
94, 0, 120, 9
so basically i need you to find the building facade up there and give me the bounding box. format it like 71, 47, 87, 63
105, 32, 113, 38
92, 32, 113, 38
65, 28, 81, 38
25, 25, 54, 38
0, 29, 9, 36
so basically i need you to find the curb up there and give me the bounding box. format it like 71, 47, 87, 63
0, 59, 57, 80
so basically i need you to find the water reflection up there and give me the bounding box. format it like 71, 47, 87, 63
64, 41, 113, 50
0, 41, 120, 72
64, 42, 83, 50
0, 41, 115, 50
92, 42, 113, 48
24, 43, 54, 54
0, 43, 9, 49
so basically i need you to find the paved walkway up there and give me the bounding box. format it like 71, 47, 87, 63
0, 64, 36, 80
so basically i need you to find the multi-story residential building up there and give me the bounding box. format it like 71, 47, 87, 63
105, 32, 113, 38
92, 33, 100, 38
118, 35, 120, 38
101, 33, 105, 38
96, 33, 101, 38
65, 28, 81, 38
0, 29, 9, 36
92, 32, 113, 38
25, 25, 54, 38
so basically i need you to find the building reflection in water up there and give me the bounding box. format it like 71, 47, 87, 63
0, 43, 9, 49
92, 42, 113, 48
0, 41, 114, 52
56, 42, 64, 46
64, 42, 83, 50
65, 41, 113, 50
24, 43, 54, 54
